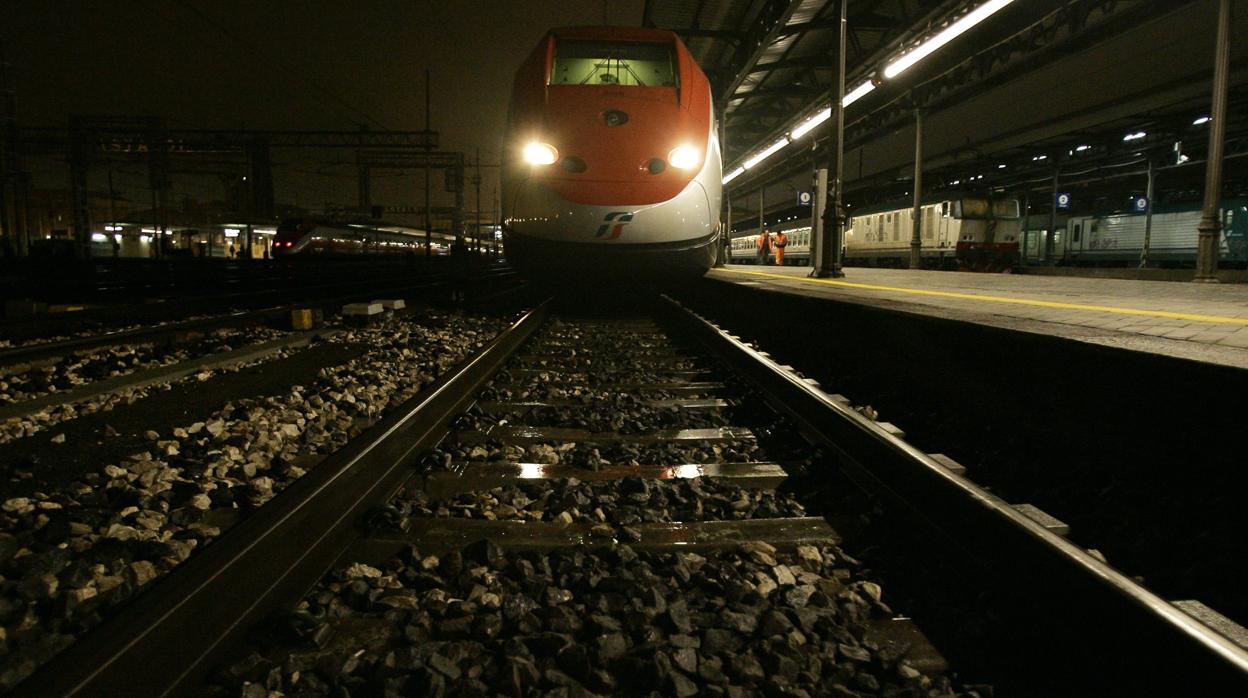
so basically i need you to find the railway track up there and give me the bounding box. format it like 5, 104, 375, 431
11, 294, 1248, 697
0, 267, 522, 424
0, 261, 517, 349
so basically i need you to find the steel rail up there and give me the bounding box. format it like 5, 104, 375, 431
0, 267, 518, 367
659, 295, 1248, 694
10, 299, 551, 698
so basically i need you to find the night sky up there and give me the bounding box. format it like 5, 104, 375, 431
3, 0, 645, 219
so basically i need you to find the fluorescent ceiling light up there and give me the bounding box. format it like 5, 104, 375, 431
884, 0, 1016, 79
742, 138, 790, 169
1123, 131, 1146, 141
1075, 144, 1091, 152
723, 166, 745, 184
843, 80, 875, 107
790, 108, 832, 139
1193, 116, 1211, 126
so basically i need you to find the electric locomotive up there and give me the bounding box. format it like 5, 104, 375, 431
502, 26, 722, 277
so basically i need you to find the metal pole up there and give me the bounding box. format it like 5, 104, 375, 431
715, 110, 728, 267
1048, 167, 1059, 263
107, 167, 117, 239
813, 0, 847, 278
1140, 158, 1155, 268
1194, 0, 1231, 283
1021, 188, 1030, 262
909, 107, 923, 269
424, 68, 432, 259
474, 148, 482, 253
758, 187, 764, 234
812, 167, 827, 268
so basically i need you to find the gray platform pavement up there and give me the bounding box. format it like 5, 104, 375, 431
709, 265, 1248, 369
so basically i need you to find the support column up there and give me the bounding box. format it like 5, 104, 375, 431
1047, 167, 1059, 262
811, 167, 828, 268
715, 109, 728, 267
1194, 0, 1231, 283
909, 107, 923, 269
1139, 158, 1155, 268
813, 0, 847, 278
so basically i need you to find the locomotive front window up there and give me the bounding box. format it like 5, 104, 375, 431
551, 40, 678, 87
992, 199, 1021, 219
956, 198, 991, 219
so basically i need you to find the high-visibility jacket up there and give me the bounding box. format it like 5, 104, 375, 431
774, 233, 788, 248
757, 234, 771, 251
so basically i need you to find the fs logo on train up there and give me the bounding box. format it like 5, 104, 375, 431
595, 212, 634, 240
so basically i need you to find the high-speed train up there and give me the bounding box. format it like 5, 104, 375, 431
272, 219, 454, 256
502, 26, 722, 277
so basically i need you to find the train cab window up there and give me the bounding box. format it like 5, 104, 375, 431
992, 199, 1021, 219
1073, 223, 1082, 242
550, 40, 678, 87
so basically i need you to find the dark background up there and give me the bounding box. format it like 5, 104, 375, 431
2, 0, 645, 212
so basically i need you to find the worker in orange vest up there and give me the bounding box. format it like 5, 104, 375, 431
774, 230, 788, 265
756, 230, 772, 265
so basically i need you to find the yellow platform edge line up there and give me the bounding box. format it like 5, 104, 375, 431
712, 268, 1248, 327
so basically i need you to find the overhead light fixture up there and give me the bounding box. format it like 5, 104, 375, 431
1123, 131, 1146, 141
1075, 144, 1091, 152
790, 108, 832, 139
884, 0, 1016, 79
742, 138, 789, 169
723, 166, 745, 184
843, 80, 875, 107
1032, 155, 1047, 161
1193, 116, 1211, 126
997, 164, 1006, 169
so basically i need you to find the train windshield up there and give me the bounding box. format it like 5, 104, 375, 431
954, 198, 1020, 219
550, 40, 678, 87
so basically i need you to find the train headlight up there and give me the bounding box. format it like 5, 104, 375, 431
668, 146, 701, 170
523, 142, 559, 166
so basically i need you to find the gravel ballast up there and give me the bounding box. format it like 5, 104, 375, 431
215, 541, 974, 697
0, 309, 508, 690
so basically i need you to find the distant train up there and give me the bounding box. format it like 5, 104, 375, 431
731, 194, 1022, 271
272, 219, 454, 256
1051, 200, 1248, 266
502, 26, 722, 277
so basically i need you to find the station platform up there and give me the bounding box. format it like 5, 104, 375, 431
707, 265, 1248, 369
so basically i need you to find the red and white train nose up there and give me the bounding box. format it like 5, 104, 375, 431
502, 26, 722, 276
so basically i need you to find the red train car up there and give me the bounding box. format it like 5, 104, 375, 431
502, 26, 722, 277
